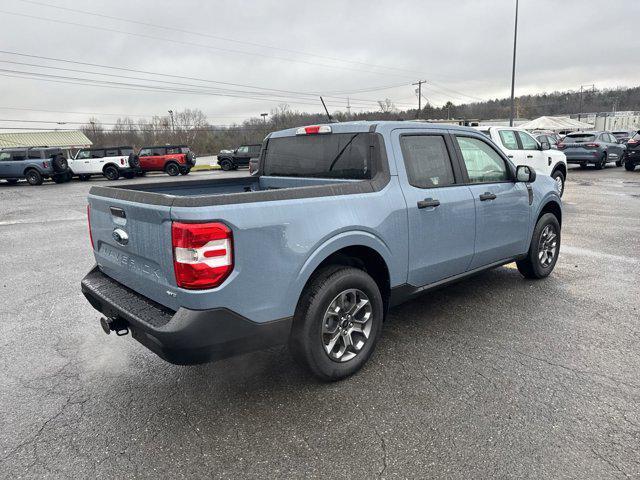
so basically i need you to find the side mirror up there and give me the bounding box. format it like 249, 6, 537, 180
540, 141, 550, 150
516, 165, 536, 183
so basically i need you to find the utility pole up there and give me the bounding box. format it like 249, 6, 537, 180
509, 0, 519, 127
578, 84, 595, 122
168, 109, 175, 131
412, 80, 426, 119
346, 97, 351, 117
260, 113, 268, 123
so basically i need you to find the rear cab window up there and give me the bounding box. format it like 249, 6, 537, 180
565, 134, 596, 143
400, 135, 455, 188
263, 132, 372, 179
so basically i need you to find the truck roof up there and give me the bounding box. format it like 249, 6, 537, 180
269, 120, 484, 138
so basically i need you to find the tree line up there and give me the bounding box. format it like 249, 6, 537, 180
81, 85, 640, 155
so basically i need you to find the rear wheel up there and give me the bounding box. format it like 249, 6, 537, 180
595, 152, 607, 170
25, 169, 43, 186
517, 213, 561, 279
625, 162, 636, 172
165, 162, 180, 176
551, 170, 565, 197
289, 266, 384, 381
103, 165, 120, 181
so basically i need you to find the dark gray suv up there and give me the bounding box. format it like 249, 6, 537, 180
558, 131, 626, 169
0, 147, 71, 185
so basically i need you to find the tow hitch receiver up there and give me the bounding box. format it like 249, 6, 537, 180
100, 316, 130, 336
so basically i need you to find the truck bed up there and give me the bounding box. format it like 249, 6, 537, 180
89, 174, 379, 208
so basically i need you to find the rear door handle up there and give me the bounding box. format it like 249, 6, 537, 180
479, 192, 497, 201
417, 198, 440, 209
526, 155, 534, 159
507, 155, 514, 158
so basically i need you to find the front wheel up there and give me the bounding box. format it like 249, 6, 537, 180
551, 170, 565, 197
625, 162, 636, 172
220, 160, 232, 171
165, 163, 180, 176
517, 213, 561, 279
289, 266, 384, 381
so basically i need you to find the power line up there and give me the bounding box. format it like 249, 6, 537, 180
0, 106, 251, 118
0, 9, 415, 80
15, 0, 425, 78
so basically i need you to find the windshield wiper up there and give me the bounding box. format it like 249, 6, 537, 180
328, 134, 359, 171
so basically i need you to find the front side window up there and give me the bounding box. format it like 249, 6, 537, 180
517, 131, 539, 150
139, 148, 152, 156
499, 130, 519, 150
456, 136, 509, 183
400, 135, 455, 188
237, 146, 249, 154
0, 152, 11, 161
77, 150, 91, 159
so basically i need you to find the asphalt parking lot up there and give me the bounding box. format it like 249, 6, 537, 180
1, 166, 639, 479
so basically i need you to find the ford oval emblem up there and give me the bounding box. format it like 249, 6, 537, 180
112, 228, 129, 246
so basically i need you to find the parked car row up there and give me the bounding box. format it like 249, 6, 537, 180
557, 131, 626, 169
1, 144, 196, 185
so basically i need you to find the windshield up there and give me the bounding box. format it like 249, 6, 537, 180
263, 133, 372, 179
564, 134, 596, 143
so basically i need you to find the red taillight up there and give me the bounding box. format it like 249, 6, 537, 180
87, 204, 94, 250
628, 139, 638, 144
120, 158, 125, 165
172, 222, 233, 289
585, 143, 600, 148
42, 161, 49, 168
296, 125, 332, 135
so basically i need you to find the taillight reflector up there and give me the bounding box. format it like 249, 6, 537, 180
296, 125, 332, 135
87, 204, 94, 250
172, 222, 233, 289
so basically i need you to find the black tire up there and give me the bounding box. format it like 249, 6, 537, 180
25, 169, 43, 186
220, 159, 232, 171
180, 168, 191, 176
103, 165, 120, 181
289, 266, 384, 381
595, 153, 606, 170
165, 162, 180, 176
551, 170, 565, 197
516, 213, 561, 279
51, 154, 68, 173
128, 153, 140, 169
615, 159, 623, 167
625, 162, 636, 172
185, 151, 195, 166
6, 178, 19, 185
79, 174, 91, 181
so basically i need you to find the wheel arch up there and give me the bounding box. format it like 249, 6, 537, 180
102, 162, 119, 173
23, 165, 44, 176
550, 162, 567, 178
291, 232, 394, 318
537, 199, 562, 227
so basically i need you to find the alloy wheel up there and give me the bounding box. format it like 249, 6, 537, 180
538, 224, 558, 267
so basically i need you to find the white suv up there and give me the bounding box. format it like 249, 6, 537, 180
476, 127, 567, 196
69, 146, 140, 181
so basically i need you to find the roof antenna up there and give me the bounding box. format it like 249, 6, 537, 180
320, 96, 335, 123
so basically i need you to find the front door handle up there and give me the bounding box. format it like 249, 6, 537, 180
417, 198, 440, 209
507, 155, 514, 158
479, 192, 497, 201
526, 155, 534, 159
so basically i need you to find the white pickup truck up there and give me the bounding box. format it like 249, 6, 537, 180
69, 146, 140, 181
476, 127, 567, 196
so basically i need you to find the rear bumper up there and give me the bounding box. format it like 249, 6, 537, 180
564, 151, 602, 163
81, 267, 292, 365
625, 150, 640, 165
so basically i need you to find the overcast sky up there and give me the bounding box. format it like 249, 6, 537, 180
1, 0, 639, 129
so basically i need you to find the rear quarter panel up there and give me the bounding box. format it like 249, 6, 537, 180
169, 177, 408, 323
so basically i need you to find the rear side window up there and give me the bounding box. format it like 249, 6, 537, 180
456, 136, 509, 183
28, 150, 43, 159
499, 130, 519, 150
400, 135, 455, 188
263, 133, 372, 179
120, 148, 133, 156
11, 150, 27, 161
152, 147, 166, 155
517, 131, 539, 150
105, 148, 119, 156
166, 147, 181, 154
632, 132, 640, 141
91, 149, 105, 158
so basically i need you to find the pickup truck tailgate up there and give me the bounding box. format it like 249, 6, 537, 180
88, 195, 178, 310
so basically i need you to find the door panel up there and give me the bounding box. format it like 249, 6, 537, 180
467, 182, 530, 268
394, 131, 476, 287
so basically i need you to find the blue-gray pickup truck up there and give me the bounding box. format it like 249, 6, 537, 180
81, 121, 562, 380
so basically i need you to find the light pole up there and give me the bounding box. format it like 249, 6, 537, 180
168, 109, 175, 131
260, 113, 268, 123
509, 0, 519, 127
578, 84, 594, 122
